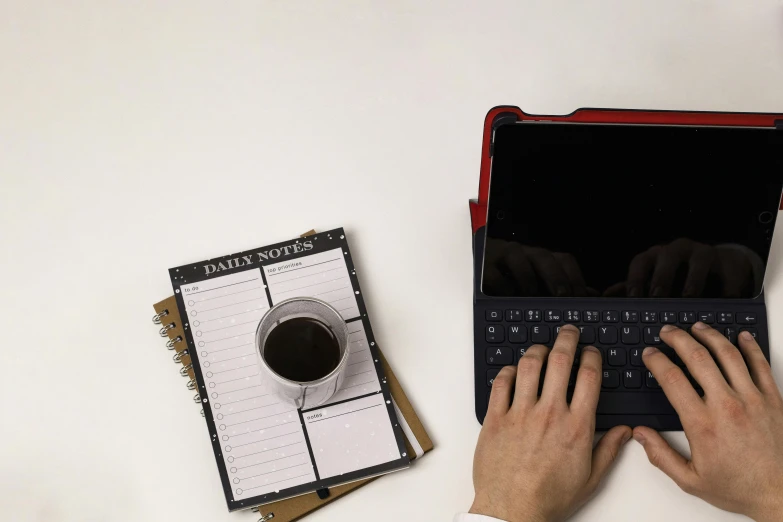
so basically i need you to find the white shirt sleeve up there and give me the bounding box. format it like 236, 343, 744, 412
453, 514, 508, 522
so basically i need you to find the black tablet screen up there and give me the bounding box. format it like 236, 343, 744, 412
483, 122, 783, 299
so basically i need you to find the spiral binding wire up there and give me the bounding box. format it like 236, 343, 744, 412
152, 309, 169, 324
187, 379, 197, 390
173, 350, 188, 363
180, 364, 192, 377
166, 336, 182, 349
258, 514, 274, 521
193, 393, 201, 403
159, 322, 175, 336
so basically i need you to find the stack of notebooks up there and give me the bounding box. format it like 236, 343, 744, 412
151, 228, 432, 521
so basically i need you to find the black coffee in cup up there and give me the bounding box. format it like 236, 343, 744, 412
263, 317, 341, 382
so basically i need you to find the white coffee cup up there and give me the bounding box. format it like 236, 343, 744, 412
255, 297, 350, 409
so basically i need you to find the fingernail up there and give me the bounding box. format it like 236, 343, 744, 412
633, 432, 646, 446
643, 347, 659, 356
741, 331, 754, 341
651, 286, 663, 297
622, 430, 633, 444
692, 321, 709, 330
661, 324, 677, 333
628, 287, 639, 297
584, 345, 599, 353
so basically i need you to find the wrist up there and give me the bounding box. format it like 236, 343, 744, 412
470, 496, 549, 522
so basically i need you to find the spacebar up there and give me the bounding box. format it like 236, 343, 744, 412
596, 393, 676, 415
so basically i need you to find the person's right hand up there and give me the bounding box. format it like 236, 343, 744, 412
635, 324, 783, 522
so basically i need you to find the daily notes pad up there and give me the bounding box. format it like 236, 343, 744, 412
169, 228, 409, 511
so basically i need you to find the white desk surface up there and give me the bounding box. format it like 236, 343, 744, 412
2, 2, 783, 521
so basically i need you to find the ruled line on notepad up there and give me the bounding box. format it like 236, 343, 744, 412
230, 429, 301, 447
243, 473, 313, 491
206, 342, 254, 354
221, 394, 271, 406
215, 372, 260, 385
313, 285, 350, 297
186, 278, 259, 295
271, 276, 346, 296
236, 452, 306, 470
307, 404, 382, 423
199, 308, 266, 323
241, 463, 310, 481
210, 362, 257, 375
200, 297, 263, 313
266, 258, 341, 276
193, 286, 265, 303
225, 410, 292, 427
202, 319, 260, 334
223, 402, 282, 416
205, 331, 255, 344
338, 379, 376, 391
233, 441, 303, 459
274, 266, 342, 284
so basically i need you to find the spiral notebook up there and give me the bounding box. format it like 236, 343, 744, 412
153, 228, 428, 516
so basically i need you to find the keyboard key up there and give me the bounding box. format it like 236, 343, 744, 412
487, 347, 513, 366
584, 311, 600, 323
624, 369, 642, 389
607, 348, 626, 366
486, 325, 504, 343
545, 310, 562, 322
641, 311, 657, 323
604, 311, 619, 323
515, 347, 528, 362
602, 370, 620, 389
740, 327, 758, 340
643, 326, 662, 345
579, 326, 596, 344
717, 312, 734, 324
621, 326, 640, 345
487, 369, 500, 387
661, 312, 677, 324
599, 326, 618, 345
622, 311, 638, 323
737, 313, 757, 325
486, 310, 502, 322
531, 325, 550, 344
698, 312, 715, 324
629, 347, 643, 367
646, 371, 661, 389
526, 310, 542, 322
680, 312, 696, 324
724, 327, 738, 345
508, 325, 527, 344
505, 309, 522, 322
565, 310, 581, 323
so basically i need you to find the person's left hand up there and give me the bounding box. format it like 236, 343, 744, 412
470, 325, 632, 522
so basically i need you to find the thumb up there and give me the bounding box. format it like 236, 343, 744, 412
633, 426, 698, 492
586, 425, 632, 492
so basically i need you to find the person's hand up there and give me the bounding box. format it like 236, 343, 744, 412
470, 325, 632, 522
605, 238, 756, 298
483, 239, 598, 297
636, 324, 783, 522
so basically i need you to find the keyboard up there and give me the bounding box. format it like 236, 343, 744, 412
482, 308, 761, 401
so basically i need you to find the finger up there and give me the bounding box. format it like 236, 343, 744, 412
553, 252, 588, 297
585, 426, 632, 493
512, 345, 549, 409
682, 246, 714, 298
738, 330, 781, 398
503, 243, 540, 296
570, 346, 602, 417
626, 246, 659, 297
633, 427, 698, 492
487, 366, 516, 417
649, 244, 685, 297
523, 246, 572, 297
660, 325, 730, 395
690, 322, 755, 393
643, 347, 704, 419
540, 325, 579, 404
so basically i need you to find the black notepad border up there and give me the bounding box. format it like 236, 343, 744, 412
169, 228, 410, 511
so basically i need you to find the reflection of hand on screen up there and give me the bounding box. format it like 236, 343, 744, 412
605, 238, 756, 298
483, 239, 598, 297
